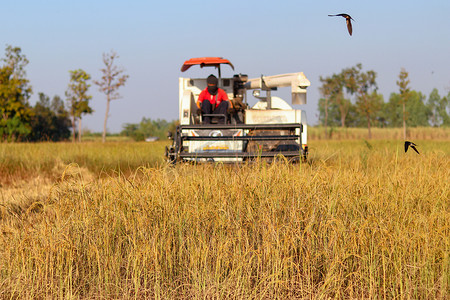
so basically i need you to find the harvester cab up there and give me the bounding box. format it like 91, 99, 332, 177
165, 57, 310, 163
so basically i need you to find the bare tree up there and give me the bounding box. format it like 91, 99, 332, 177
94, 50, 129, 143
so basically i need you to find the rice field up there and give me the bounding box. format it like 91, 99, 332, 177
0, 129, 449, 299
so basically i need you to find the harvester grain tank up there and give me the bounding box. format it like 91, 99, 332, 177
165, 57, 310, 163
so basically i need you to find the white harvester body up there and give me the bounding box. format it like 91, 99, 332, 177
166, 58, 310, 163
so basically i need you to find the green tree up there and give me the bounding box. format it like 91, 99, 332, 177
343, 64, 380, 138
384, 93, 403, 127
386, 91, 430, 128
29, 93, 52, 141
445, 92, 450, 126
318, 98, 343, 127
121, 123, 140, 139
121, 118, 177, 141
94, 50, 129, 143
318, 73, 353, 128
407, 91, 430, 127
396, 68, 411, 139
50, 95, 71, 140
319, 75, 333, 130
427, 88, 450, 127
29, 93, 71, 141
66, 69, 93, 142
0, 45, 33, 141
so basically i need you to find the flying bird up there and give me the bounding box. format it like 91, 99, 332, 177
328, 13, 355, 36
404, 141, 420, 154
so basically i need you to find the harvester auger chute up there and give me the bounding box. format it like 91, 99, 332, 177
165, 57, 310, 163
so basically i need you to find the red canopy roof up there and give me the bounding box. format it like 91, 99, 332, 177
181, 57, 234, 72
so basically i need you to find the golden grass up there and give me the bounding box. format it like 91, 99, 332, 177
309, 126, 450, 140
0, 141, 168, 186
0, 137, 449, 298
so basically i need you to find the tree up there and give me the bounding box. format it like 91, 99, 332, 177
121, 118, 177, 141
0, 45, 33, 141
319, 76, 332, 130
396, 68, 411, 139
50, 95, 72, 141
94, 50, 129, 143
406, 91, 430, 127
344, 64, 379, 138
445, 93, 450, 126
385, 91, 429, 128
318, 97, 343, 127
65, 69, 93, 142
355, 71, 379, 138
427, 88, 450, 127
318, 73, 351, 128
384, 93, 403, 127
29, 93, 52, 141
29, 93, 71, 141
428, 89, 440, 126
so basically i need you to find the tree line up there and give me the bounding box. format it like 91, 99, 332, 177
121, 118, 178, 141
0, 45, 128, 142
318, 63, 450, 138
2, 45, 449, 142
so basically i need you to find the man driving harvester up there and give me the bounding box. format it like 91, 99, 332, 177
197, 74, 233, 124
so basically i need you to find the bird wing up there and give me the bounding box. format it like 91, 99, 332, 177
411, 145, 420, 155
346, 19, 353, 36
329, 14, 352, 19
404, 141, 420, 154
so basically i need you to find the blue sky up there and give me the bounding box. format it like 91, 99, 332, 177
2, 0, 450, 132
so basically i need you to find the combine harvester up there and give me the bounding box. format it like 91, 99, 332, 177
165, 57, 310, 163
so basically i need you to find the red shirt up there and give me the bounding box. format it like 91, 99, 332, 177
197, 88, 228, 106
